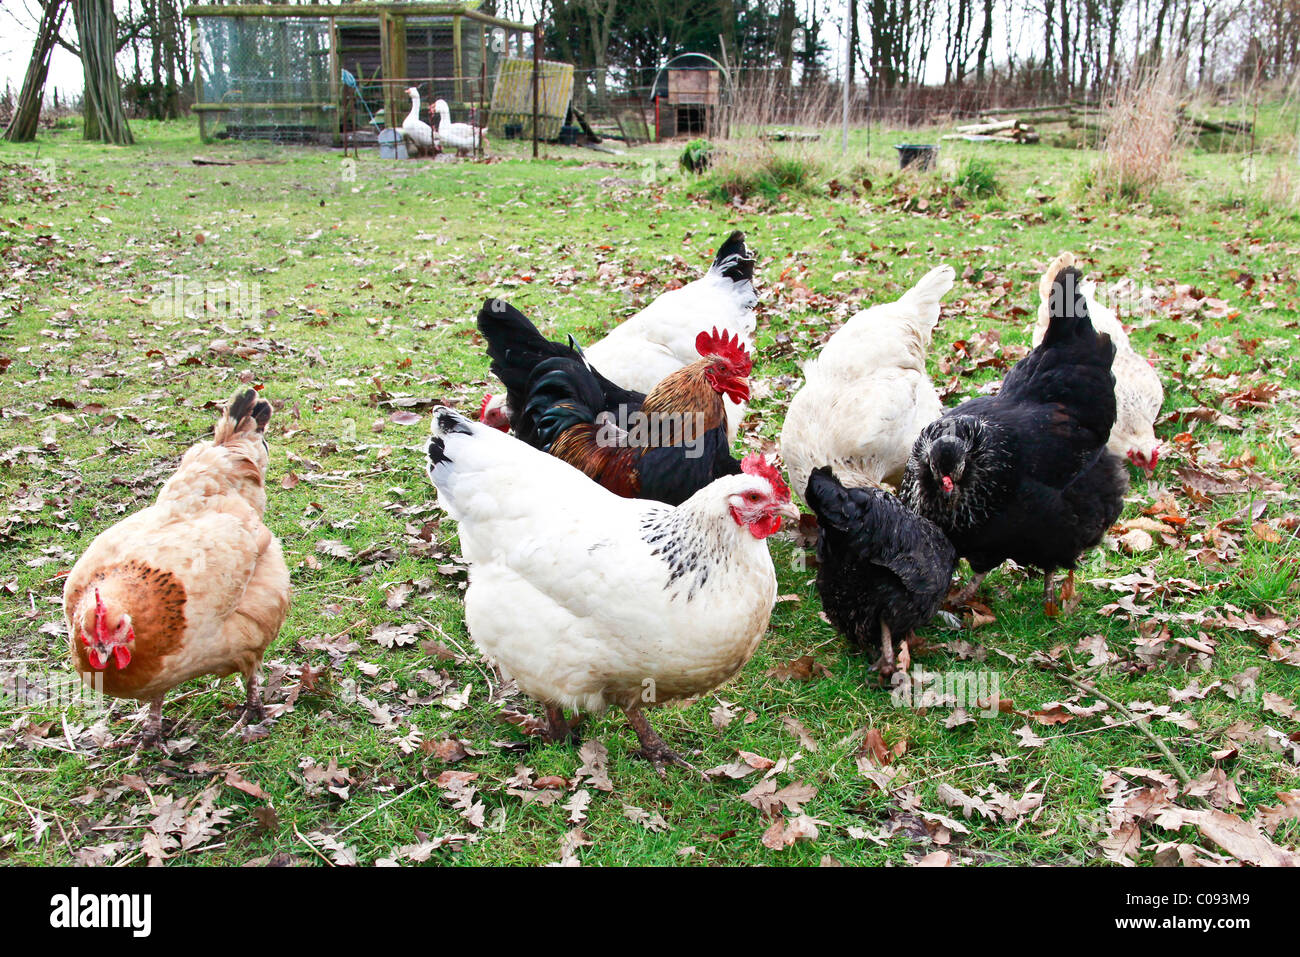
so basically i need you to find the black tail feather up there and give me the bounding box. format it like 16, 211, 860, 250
711, 230, 755, 285
1042, 266, 1097, 346
520, 357, 605, 450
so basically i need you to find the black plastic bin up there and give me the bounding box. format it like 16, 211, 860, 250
895, 144, 938, 171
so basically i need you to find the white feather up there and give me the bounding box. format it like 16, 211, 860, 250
781, 264, 954, 500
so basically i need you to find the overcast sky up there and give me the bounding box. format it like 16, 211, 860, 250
1, 3, 85, 99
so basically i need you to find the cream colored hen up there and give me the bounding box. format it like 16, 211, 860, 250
63, 390, 290, 746
1032, 252, 1164, 474
781, 264, 955, 502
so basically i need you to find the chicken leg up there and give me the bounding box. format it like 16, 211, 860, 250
543, 705, 583, 744
243, 672, 266, 723
952, 572, 988, 607
1043, 571, 1059, 616
622, 705, 699, 776
875, 622, 896, 678
138, 696, 165, 748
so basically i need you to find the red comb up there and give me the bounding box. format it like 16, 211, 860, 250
478, 394, 493, 422
695, 328, 752, 375
740, 454, 789, 501
89, 588, 107, 645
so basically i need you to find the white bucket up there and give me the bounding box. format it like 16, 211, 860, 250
378, 129, 409, 160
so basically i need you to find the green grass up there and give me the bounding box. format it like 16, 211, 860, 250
0, 115, 1298, 867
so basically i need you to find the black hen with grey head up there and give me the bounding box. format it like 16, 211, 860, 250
900, 264, 1128, 611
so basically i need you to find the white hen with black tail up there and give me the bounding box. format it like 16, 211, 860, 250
583, 230, 758, 440
425, 406, 795, 770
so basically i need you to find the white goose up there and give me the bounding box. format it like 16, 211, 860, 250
400, 87, 438, 157
430, 98, 488, 156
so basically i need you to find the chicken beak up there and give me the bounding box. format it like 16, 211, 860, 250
777, 502, 801, 522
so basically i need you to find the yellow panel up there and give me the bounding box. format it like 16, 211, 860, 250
487, 57, 574, 140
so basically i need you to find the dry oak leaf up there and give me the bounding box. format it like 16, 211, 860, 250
761, 814, 824, 850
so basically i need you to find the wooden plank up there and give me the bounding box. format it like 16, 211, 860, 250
193, 102, 336, 112
328, 17, 341, 141
183, 4, 531, 31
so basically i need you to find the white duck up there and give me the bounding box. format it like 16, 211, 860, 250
430, 98, 488, 156
400, 87, 438, 157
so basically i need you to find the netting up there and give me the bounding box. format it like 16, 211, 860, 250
194, 16, 336, 143
190, 11, 533, 146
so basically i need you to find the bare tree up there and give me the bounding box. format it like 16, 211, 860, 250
4, 0, 67, 142
72, 0, 134, 144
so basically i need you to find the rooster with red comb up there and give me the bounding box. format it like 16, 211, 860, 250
495, 312, 751, 505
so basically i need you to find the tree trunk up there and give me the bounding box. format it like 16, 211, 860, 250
582, 0, 618, 108
5, 0, 68, 142
73, 0, 134, 144
975, 0, 993, 82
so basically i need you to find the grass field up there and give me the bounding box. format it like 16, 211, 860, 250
1, 116, 1297, 867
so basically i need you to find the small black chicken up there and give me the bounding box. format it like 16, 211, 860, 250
806, 467, 957, 676
900, 264, 1128, 612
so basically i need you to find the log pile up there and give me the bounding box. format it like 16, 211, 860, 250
942, 118, 1040, 144
941, 103, 1253, 147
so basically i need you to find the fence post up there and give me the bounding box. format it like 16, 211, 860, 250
532, 23, 541, 159
840, 3, 850, 156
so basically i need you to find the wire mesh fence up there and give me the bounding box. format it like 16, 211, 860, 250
183, 12, 1290, 161
193, 16, 335, 142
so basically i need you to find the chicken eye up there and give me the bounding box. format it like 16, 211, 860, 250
746, 492, 761, 502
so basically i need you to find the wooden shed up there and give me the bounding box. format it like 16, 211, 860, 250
184, 2, 533, 144
651, 53, 729, 140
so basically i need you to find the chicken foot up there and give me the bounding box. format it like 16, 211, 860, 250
622, 705, 700, 777
874, 622, 897, 678
951, 572, 988, 607
225, 673, 267, 737
112, 696, 166, 750
543, 705, 584, 745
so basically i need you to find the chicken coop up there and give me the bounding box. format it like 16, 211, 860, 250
651, 53, 730, 140
184, 2, 533, 144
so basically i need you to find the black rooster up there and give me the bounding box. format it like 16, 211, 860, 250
900, 264, 1128, 611
806, 467, 956, 676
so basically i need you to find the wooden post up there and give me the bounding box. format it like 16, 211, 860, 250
453, 14, 463, 104
478, 58, 486, 157
531, 23, 540, 158
378, 11, 395, 129
328, 17, 340, 145
192, 20, 207, 142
